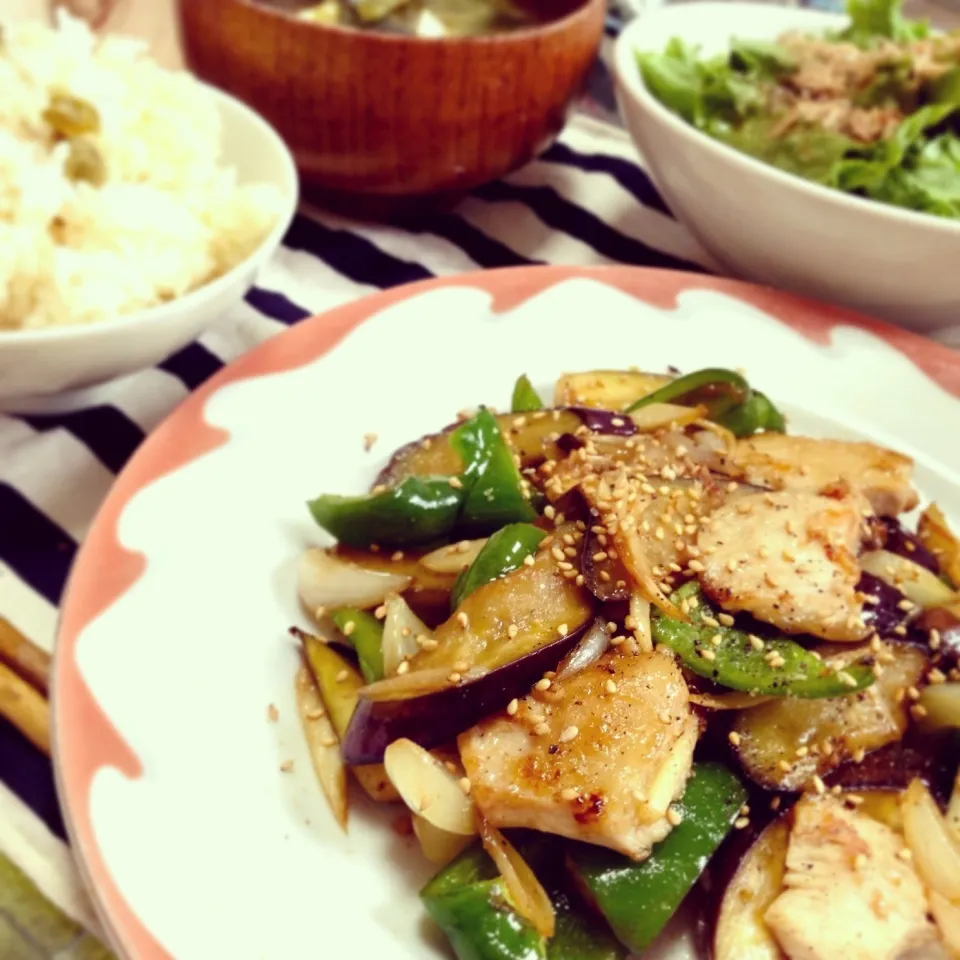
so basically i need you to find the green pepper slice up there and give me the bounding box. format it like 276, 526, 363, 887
652, 583, 876, 698
451, 408, 537, 531
330, 609, 384, 683
511, 375, 544, 413
624, 368, 751, 419
716, 389, 786, 437
567, 762, 747, 954
421, 842, 625, 960
451, 523, 547, 610
308, 476, 464, 548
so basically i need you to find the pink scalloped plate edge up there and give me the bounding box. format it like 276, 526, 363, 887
51, 265, 960, 959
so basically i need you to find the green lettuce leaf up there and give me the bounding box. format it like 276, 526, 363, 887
838, 0, 929, 46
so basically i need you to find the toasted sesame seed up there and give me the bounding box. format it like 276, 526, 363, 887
559, 725, 579, 743
688, 559, 706, 573
534, 722, 551, 736
770, 796, 781, 811
391, 550, 405, 562
748, 634, 765, 651
335, 669, 350, 682
418, 636, 439, 650
557, 623, 569, 636
342, 620, 356, 637
374, 604, 387, 620
728, 731, 742, 747
846, 793, 864, 806
699, 649, 717, 662
306, 708, 325, 720
930, 628, 942, 650
666, 808, 683, 826
544, 505, 556, 519
397, 661, 411, 675
506, 698, 519, 715
363, 432, 378, 451
811, 775, 826, 795
897, 847, 913, 862
778, 759, 792, 772
448, 476, 464, 490
911, 704, 928, 720
718, 613, 735, 627
710, 633, 723, 647
605, 679, 618, 694
456, 612, 470, 629
795, 745, 809, 758
267, 703, 279, 722
535, 678, 552, 691
523, 554, 535, 566
448, 672, 462, 683
734, 817, 750, 830
560, 787, 579, 801
898, 599, 916, 612
459, 777, 472, 795
314, 605, 327, 619
701, 615, 720, 628
837, 670, 858, 688
280, 759, 295, 772
854, 853, 868, 870
726, 559, 739, 572
929, 667, 947, 685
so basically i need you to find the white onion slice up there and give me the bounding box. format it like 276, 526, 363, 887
382, 593, 432, 676
919, 504, 960, 588
860, 550, 955, 609
919, 683, 960, 731
477, 814, 555, 938
688, 690, 775, 710
298, 548, 411, 614
360, 666, 487, 703
556, 618, 609, 680
413, 815, 472, 865
630, 592, 654, 653
930, 892, 960, 958
383, 738, 476, 836
902, 778, 960, 901
294, 664, 347, 830
629, 403, 703, 433
947, 772, 960, 841
420, 539, 487, 574
617, 528, 686, 620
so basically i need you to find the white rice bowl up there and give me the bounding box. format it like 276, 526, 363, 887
0, 12, 285, 331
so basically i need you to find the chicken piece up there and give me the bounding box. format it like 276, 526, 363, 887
765, 795, 937, 960
697, 489, 869, 642
730, 434, 917, 517
459, 650, 697, 860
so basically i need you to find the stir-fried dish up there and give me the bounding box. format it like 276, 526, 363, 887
289, 366, 960, 960
269, 0, 536, 37
639, 0, 960, 219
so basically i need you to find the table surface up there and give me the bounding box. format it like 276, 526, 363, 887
2, 1, 960, 959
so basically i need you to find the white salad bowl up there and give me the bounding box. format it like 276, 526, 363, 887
0, 84, 298, 411
612, 2, 960, 336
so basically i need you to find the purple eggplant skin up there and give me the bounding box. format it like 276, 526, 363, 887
556, 433, 586, 454
858, 572, 913, 640
914, 604, 960, 668
340, 626, 586, 765
567, 407, 637, 437
580, 528, 631, 603
824, 731, 960, 807
873, 516, 940, 574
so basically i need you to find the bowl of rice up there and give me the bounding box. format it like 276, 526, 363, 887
0, 12, 298, 408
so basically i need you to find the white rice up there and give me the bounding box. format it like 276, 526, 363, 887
0, 12, 286, 331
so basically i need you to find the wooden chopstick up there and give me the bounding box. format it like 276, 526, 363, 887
0, 659, 50, 755
0, 618, 51, 695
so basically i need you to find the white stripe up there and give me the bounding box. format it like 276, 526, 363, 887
0, 419, 114, 543
506, 162, 715, 269
0, 781, 107, 942
0, 564, 57, 655
261, 246, 377, 313
457, 195, 613, 267
78, 369, 188, 435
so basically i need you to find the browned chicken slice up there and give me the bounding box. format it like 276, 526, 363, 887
729, 434, 917, 517
459, 650, 697, 860
697, 489, 869, 642
765, 795, 937, 960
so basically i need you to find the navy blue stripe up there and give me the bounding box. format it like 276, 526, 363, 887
0, 485, 76, 607
0, 720, 65, 841
417, 217, 538, 269
245, 287, 311, 325
157, 342, 224, 392
475, 180, 703, 274
542, 142, 675, 219
20, 407, 144, 475
284, 215, 433, 289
